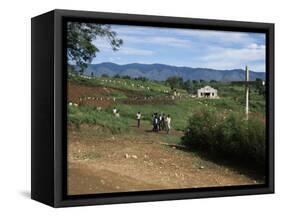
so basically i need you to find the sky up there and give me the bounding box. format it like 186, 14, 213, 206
91, 24, 266, 72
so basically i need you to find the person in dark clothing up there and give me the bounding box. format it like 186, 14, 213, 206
152, 113, 159, 132
158, 113, 162, 131
161, 113, 166, 131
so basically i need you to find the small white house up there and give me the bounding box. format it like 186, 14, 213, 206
197, 86, 218, 98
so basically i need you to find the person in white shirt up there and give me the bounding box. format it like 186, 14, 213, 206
166, 114, 171, 134
136, 112, 141, 128
115, 109, 120, 118
113, 107, 117, 115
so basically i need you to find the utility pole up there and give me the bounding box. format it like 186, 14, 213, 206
245, 66, 249, 120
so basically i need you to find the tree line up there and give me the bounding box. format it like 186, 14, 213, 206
165, 76, 218, 94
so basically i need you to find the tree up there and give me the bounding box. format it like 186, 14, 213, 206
67, 22, 123, 73
255, 78, 265, 96
122, 75, 131, 80
114, 74, 121, 78
166, 76, 183, 89
101, 74, 109, 78
192, 80, 198, 85
135, 76, 148, 82
255, 78, 262, 83
183, 80, 194, 93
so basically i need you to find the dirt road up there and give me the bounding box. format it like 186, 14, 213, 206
67, 124, 260, 195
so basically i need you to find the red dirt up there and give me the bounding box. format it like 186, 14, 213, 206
67, 124, 260, 195
68, 84, 116, 107
68, 83, 176, 107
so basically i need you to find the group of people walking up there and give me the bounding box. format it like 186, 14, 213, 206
113, 108, 172, 134
151, 113, 171, 134
136, 112, 172, 133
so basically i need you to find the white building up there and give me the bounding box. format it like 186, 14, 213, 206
197, 86, 218, 98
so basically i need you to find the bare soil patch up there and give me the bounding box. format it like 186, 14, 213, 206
67, 124, 259, 195
68, 83, 175, 107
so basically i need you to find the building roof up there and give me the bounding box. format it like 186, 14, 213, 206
198, 86, 217, 92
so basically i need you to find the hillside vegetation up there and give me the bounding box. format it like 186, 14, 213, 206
72, 62, 266, 81
68, 73, 266, 176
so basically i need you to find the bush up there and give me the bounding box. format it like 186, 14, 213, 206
181, 108, 266, 173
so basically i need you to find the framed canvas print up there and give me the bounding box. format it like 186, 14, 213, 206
31, 9, 274, 207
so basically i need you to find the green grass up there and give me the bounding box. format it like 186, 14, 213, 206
105, 91, 127, 99
114, 98, 238, 131
115, 103, 189, 130
162, 134, 182, 145
68, 74, 266, 134
68, 105, 133, 134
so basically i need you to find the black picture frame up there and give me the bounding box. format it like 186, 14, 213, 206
31, 9, 274, 207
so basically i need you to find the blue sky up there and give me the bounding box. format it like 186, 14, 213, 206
92, 24, 266, 72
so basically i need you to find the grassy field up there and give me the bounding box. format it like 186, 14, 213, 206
68, 74, 265, 132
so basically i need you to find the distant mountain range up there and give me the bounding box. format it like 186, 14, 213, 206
73, 62, 265, 82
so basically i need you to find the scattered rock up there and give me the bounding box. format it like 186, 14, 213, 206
124, 153, 129, 159
199, 166, 205, 169
131, 155, 138, 159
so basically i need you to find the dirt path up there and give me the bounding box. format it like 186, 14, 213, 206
67, 124, 260, 195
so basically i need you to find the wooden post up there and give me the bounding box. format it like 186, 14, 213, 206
245, 66, 249, 120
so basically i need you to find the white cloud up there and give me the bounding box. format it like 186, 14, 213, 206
118, 47, 155, 56
120, 35, 191, 48
203, 47, 265, 62
92, 38, 155, 56
200, 45, 266, 71
174, 29, 264, 47
114, 25, 263, 47
247, 43, 265, 49
91, 24, 266, 71
113, 25, 171, 36
148, 36, 192, 48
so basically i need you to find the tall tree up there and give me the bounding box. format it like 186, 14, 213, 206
166, 76, 183, 89
67, 22, 123, 73
255, 78, 265, 96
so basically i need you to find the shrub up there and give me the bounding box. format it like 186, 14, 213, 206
182, 108, 266, 174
